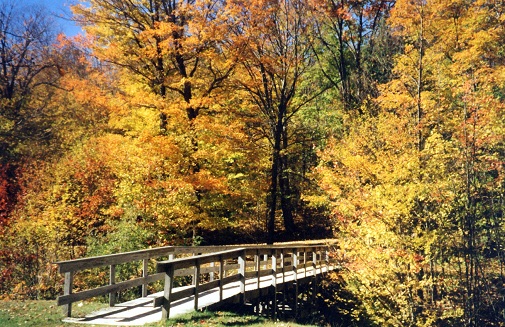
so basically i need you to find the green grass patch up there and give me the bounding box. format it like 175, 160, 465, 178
0, 300, 315, 327
146, 310, 315, 327
0, 300, 106, 327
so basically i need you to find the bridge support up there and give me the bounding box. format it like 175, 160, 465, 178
161, 264, 174, 319
63, 272, 73, 317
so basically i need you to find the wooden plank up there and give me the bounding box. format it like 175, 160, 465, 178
171, 245, 239, 255
171, 286, 196, 302
245, 261, 256, 268
198, 279, 220, 293
221, 274, 240, 285
157, 248, 245, 274
71, 242, 333, 274
57, 246, 175, 273
175, 267, 194, 277
57, 273, 162, 306
223, 263, 240, 271
259, 269, 272, 278
244, 271, 257, 279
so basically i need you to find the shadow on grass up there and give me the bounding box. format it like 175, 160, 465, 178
165, 309, 265, 327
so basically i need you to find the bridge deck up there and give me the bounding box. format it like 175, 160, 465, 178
62, 266, 332, 326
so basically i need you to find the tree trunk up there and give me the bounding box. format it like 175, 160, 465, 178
267, 109, 284, 245
280, 123, 296, 235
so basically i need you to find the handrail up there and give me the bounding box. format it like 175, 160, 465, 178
55, 245, 243, 317
55, 245, 243, 273
55, 240, 336, 318
156, 244, 335, 319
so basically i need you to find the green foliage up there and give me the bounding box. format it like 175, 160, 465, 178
310, 1, 505, 326
80, 211, 156, 302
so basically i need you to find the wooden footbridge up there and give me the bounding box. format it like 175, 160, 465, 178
56, 240, 337, 326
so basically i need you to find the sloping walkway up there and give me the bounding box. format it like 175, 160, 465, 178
62, 266, 331, 326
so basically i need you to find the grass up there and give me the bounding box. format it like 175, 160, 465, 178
0, 300, 316, 327
0, 300, 106, 326
148, 310, 315, 327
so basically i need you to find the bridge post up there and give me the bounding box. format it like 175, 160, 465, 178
292, 249, 298, 317
194, 259, 200, 310
324, 247, 327, 268
109, 264, 116, 307
142, 259, 148, 297
63, 272, 73, 317
271, 249, 277, 319
325, 247, 330, 272
209, 261, 215, 282
303, 248, 307, 278
280, 250, 285, 315
255, 249, 261, 288
219, 255, 224, 301
312, 250, 318, 304
239, 249, 246, 304
162, 264, 174, 319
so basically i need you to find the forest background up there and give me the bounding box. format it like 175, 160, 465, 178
1, 0, 505, 326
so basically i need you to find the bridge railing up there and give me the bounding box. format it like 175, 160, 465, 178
156, 244, 336, 319
55, 240, 336, 318
55, 245, 242, 317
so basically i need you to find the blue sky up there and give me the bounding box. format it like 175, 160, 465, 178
30, 0, 82, 36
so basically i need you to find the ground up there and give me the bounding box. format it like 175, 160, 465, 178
0, 300, 316, 327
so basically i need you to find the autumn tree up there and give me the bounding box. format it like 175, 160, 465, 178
0, 1, 61, 224
71, 0, 252, 242
313, 0, 505, 325
73, 0, 232, 134
225, 0, 324, 243
309, 0, 396, 111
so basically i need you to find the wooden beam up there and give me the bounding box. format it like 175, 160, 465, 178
63, 272, 72, 317
109, 265, 116, 307
162, 264, 174, 319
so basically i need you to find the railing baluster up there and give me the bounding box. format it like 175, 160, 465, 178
280, 250, 285, 285
210, 261, 215, 282
142, 259, 148, 297
292, 249, 298, 317
313, 249, 317, 274
313, 250, 318, 302
239, 250, 246, 304
162, 264, 174, 319
304, 248, 307, 278
256, 249, 260, 288
194, 259, 200, 310
219, 254, 224, 301
63, 271, 73, 317
281, 249, 286, 314
271, 249, 277, 319
109, 264, 116, 307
